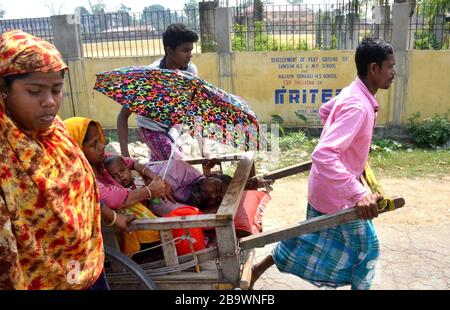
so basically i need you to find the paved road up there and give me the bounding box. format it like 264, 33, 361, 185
253, 223, 450, 290
252, 177, 450, 290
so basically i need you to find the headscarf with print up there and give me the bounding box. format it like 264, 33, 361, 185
64, 117, 161, 256
0, 29, 104, 289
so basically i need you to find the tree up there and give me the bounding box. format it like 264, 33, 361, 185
183, 0, 198, 10
254, 0, 264, 21
115, 3, 132, 27
117, 3, 131, 13
143, 4, 165, 13
74, 6, 90, 16
0, 7, 5, 19
286, 0, 303, 5
184, 0, 199, 29
414, 0, 449, 49
43, 0, 66, 16
142, 5, 167, 30
89, 0, 106, 14
88, 0, 109, 32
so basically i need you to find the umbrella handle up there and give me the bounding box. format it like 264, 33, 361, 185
160, 126, 182, 180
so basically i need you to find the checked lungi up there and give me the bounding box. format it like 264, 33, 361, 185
272, 203, 380, 290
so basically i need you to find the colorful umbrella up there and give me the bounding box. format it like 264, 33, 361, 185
94, 66, 260, 151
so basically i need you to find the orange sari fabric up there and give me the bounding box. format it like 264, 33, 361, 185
0, 29, 67, 77
0, 30, 103, 289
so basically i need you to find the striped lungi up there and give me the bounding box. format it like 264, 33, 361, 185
272, 203, 380, 290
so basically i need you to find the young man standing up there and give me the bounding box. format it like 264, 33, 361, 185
117, 23, 199, 161
251, 38, 396, 290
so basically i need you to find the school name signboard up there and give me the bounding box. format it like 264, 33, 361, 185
233, 51, 356, 126
271, 54, 354, 125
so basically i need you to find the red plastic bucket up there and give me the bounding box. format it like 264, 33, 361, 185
165, 206, 206, 256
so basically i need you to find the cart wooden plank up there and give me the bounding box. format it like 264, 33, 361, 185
160, 230, 179, 266
239, 195, 405, 250
216, 152, 256, 220
129, 214, 228, 231
258, 161, 312, 180
216, 152, 255, 283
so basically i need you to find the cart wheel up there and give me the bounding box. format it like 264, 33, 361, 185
104, 245, 158, 290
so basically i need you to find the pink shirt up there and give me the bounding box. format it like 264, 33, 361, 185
97, 155, 134, 209
308, 77, 378, 214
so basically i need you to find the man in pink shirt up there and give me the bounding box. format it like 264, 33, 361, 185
251, 38, 396, 289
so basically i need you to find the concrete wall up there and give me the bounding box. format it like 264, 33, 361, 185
60, 50, 449, 129
231, 51, 392, 126
404, 51, 450, 122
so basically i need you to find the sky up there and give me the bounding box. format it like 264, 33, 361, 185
0, 0, 330, 20
2, 0, 187, 19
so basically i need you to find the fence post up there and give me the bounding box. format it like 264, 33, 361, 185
199, 1, 218, 52
215, 7, 232, 53
433, 14, 445, 48
374, 5, 391, 41
50, 14, 83, 59
323, 13, 332, 49
391, 2, 415, 125
335, 14, 345, 50
346, 12, 360, 50
246, 16, 255, 51
215, 7, 233, 93
315, 14, 322, 49
50, 14, 83, 120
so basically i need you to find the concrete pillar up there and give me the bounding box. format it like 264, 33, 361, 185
392, 3, 412, 52
199, 1, 218, 52
335, 15, 345, 50
215, 7, 232, 53
433, 14, 445, 48
345, 13, 360, 50
215, 7, 233, 93
315, 13, 322, 49
323, 14, 332, 49
373, 5, 391, 41
50, 14, 83, 59
391, 2, 415, 125
246, 16, 255, 51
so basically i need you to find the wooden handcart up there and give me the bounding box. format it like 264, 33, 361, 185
102, 152, 404, 290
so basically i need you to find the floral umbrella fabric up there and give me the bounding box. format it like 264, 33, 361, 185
94, 66, 260, 150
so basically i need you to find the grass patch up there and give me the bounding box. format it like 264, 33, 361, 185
369, 149, 450, 178
83, 39, 202, 57
251, 133, 450, 179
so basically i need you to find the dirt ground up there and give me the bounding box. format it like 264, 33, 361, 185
253, 175, 450, 290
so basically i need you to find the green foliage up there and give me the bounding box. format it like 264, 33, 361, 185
271, 114, 285, 136
330, 34, 337, 49
371, 139, 406, 153
414, 0, 449, 50
184, 0, 199, 30
232, 21, 311, 51
279, 131, 316, 152
201, 39, 218, 52
232, 24, 248, 51
414, 30, 441, 50
407, 112, 450, 149
294, 111, 308, 123
254, 22, 280, 51
295, 39, 309, 51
